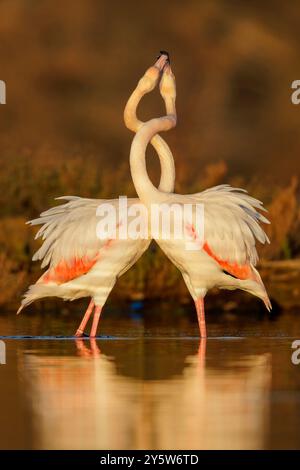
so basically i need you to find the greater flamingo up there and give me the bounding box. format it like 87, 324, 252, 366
129, 62, 271, 338
18, 53, 175, 337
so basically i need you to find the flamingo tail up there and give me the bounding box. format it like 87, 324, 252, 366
17, 283, 62, 314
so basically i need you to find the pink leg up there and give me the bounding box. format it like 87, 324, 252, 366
195, 298, 207, 338
90, 305, 102, 338
75, 299, 95, 337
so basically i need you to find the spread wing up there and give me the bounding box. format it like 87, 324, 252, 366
191, 184, 270, 267
28, 196, 136, 270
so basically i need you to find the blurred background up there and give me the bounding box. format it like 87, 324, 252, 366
0, 0, 300, 313
1, 0, 300, 452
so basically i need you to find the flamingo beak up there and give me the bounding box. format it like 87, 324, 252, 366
158, 50, 170, 63
154, 51, 170, 72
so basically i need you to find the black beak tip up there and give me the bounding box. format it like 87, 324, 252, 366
158, 50, 170, 63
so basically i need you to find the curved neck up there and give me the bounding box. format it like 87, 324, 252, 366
124, 87, 175, 193
130, 114, 176, 205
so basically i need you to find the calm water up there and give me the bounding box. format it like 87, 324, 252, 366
0, 306, 300, 449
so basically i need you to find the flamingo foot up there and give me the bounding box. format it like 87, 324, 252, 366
75, 299, 95, 337
195, 298, 207, 338
90, 305, 102, 338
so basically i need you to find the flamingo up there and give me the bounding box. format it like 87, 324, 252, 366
129, 61, 271, 338
17, 53, 175, 337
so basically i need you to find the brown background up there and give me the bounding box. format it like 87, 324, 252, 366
0, 0, 299, 308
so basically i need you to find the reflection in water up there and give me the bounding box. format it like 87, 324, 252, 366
20, 338, 271, 449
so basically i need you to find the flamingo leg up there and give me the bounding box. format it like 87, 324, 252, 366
90, 305, 102, 338
75, 299, 95, 337
195, 298, 207, 338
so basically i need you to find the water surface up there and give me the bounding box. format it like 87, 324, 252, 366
0, 307, 300, 449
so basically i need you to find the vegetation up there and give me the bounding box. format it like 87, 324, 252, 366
0, 154, 298, 309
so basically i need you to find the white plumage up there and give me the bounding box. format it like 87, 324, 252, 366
23, 196, 149, 304
129, 64, 271, 338
190, 184, 270, 265
18, 54, 271, 338
18, 54, 174, 337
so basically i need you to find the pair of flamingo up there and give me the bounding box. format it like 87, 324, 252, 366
18, 52, 271, 337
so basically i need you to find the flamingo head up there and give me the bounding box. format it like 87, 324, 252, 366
160, 62, 176, 102
138, 51, 169, 94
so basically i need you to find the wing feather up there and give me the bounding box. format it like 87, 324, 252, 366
28, 196, 134, 269
191, 185, 269, 267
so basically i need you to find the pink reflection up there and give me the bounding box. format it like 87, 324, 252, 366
20, 339, 271, 450
75, 338, 101, 357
